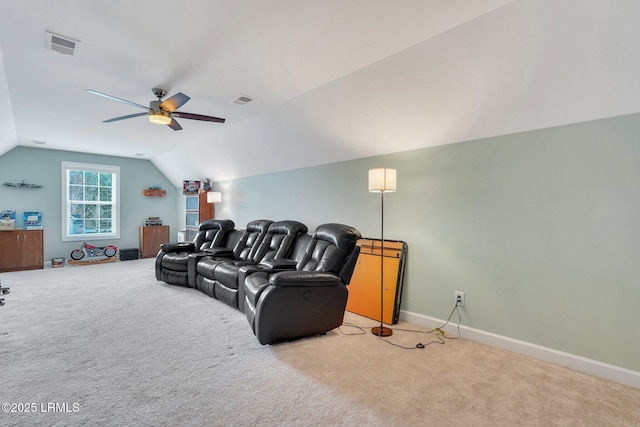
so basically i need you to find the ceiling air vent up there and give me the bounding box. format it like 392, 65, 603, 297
45, 31, 80, 56
231, 95, 254, 106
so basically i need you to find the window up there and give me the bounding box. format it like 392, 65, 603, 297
61, 162, 120, 241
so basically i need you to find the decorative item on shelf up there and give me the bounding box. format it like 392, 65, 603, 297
1, 210, 16, 219
202, 178, 211, 192
3, 181, 43, 189
182, 180, 200, 195
0, 210, 16, 230
368, 167, 397, 338
143, 186, 167, 197
0, 218, 15, 231
145, 217, 163, 226
207, 191, 222, 204
23, 212, 43, 230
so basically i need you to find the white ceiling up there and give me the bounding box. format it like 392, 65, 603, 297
1, 0, 640, 185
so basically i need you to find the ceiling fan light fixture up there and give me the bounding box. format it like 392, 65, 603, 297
149, 110, 171, 125
86, 88, 225, 130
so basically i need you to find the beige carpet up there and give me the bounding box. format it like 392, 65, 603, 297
1, 259, 639, 427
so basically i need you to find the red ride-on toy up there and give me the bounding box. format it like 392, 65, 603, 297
70, 241, 118, 260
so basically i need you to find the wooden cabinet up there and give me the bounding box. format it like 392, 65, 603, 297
0, 230, 44, 272
139, 226, 170, 258
185, 192, 214, 241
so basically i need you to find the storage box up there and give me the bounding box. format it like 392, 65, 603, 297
0, 210, 15, 220
1, 210, 16, 230
0, 218, 15, 230
119, 248, 139, 261
51, 257, 66, 268
24, 211, 43, 229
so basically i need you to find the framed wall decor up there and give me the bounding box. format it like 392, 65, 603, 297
182, 180, 200, 195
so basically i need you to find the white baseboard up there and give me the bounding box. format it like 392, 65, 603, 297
400, 309, 640, 390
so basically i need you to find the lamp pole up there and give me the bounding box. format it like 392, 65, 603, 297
370, 168, 394, 337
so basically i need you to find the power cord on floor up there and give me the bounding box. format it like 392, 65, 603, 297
382, 301, 462, 349
339, 301, 463, 350
338, 322, 368, 335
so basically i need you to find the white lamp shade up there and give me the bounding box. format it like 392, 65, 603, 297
368, 168, 397, 192
207, 191, 222, 203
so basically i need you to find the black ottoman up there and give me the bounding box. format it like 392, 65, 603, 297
119, 248, 140, 261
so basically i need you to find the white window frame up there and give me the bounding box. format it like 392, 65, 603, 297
61, 161, 120, 241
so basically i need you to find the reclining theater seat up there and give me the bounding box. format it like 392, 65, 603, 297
243, 223, 362, 345
213, 220, 308, 311
186, 227, 244, 287
155, 219, 235, 286
194, 219, 273, 304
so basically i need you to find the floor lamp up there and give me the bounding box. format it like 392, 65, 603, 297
207, 191, 221, 220
206, 191, 222, 204
368, 168, 396, 337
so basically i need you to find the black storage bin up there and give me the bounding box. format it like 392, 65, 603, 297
119, 248, 140, 261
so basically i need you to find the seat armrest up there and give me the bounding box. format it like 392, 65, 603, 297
202, 247, 234, 258
269, 271, 342, 287
259, 258, 297, 270
160, 242, 195, 253
238, 261, 295, 311
187, 252, 213, 288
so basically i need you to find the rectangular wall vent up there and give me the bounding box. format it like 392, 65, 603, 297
231, 95, 254, 106
45, 31, 80, 56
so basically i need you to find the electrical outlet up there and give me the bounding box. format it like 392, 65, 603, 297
455, 291, 465, 307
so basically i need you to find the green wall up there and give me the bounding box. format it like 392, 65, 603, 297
3, 113, 638, 373
214, 113, 640, 372
0, 147, 179, 260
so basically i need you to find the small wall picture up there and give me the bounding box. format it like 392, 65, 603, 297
182, 180, 200, 195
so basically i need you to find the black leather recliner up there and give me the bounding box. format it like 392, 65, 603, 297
210, 220, 308, 310
194, 219, 273, 304
186, 228, 245, 288
154, 219, 235, 286
243, 223, 361, 344
155, 218, 362, 345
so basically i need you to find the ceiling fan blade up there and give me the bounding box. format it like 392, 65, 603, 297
173, 111, 226, 123
168, 118, 183, 131
160, 92, 190, 112
103, 112, 148, 123
85, 89, 149, 110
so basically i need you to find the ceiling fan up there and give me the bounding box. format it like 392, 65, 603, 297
85, 87, 225, 131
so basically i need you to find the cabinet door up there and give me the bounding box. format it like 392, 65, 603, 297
0, 231, 22, 271
140, 227, 154, 258
140, 226, 170, 258
185, 193, 214, 232
156, 226, 169, 247
21, 230, 43, 269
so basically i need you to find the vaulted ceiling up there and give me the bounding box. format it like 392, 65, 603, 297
1, 0, 639, 185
